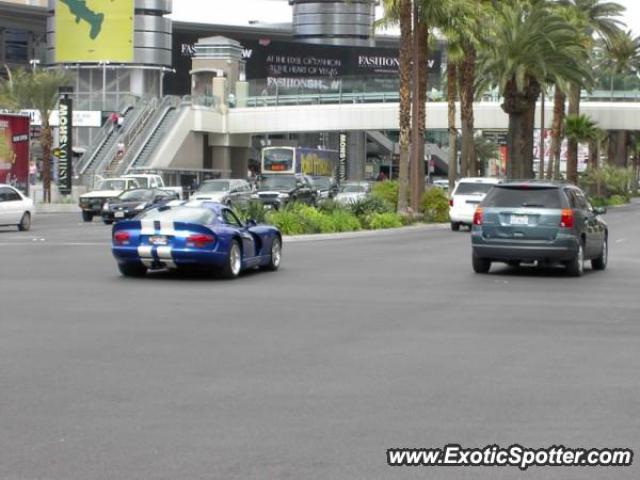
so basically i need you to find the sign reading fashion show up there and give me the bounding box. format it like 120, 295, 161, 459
57, 98, 73, 195
338, 132, 347, 183
55, 0, 134, 63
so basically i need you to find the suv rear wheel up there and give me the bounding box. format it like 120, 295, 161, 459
591, 237, 607, 271
472, 253, 491, 274
565, 241, 584, 277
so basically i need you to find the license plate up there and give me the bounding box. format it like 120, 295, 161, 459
149, 236, 167, 246
510, 214, 529, 225
114, 211, 125, 218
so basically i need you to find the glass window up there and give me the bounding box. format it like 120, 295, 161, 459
5, 29, 29, 62
340, 183, 367, 193
97, 179, 126, 190
260, 176, 297, 190
454, 182, 495, 195
263, 148, 294, 172
221, 209, 242, 227
198, 181, 230, 193
482, 186, 564, 209
118, 189, 154, 202
140, 206, 215, 224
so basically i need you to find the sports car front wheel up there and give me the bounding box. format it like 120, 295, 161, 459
264, 237, 282, 271
221, 240, 242, 279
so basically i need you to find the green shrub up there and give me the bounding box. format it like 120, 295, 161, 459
365, 212, 403, 229
371, 180, 399, 205
317, 199, 346, 214
266, 210, 305, 235
580, 166, 634, 199
235, 200, 267, 223
348, 196, 393, 217
420, 187, 450, 223
607, 194, 628, 206
329, 209, 362, 232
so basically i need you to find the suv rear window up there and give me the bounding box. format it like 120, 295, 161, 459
482, 186, 564, 209
454, 182, 495, 195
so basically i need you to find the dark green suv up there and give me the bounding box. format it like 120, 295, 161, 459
470, 182, 608, 276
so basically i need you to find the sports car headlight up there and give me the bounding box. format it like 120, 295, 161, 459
135, 202, 147, 211
102, 202, 109, 211
278, 193, 290, 199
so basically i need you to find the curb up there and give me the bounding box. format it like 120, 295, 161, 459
283, 223, 449, 243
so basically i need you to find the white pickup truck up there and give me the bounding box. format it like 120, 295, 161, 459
79, 177, 141, 222
121, 174, 183, 199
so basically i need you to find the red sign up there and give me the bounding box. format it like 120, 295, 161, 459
0, 114, 30, 194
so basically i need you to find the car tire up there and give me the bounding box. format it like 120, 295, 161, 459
565, 241, 585, 277
591, 237, 608, 271
82, 211, 93, 222
451, 222, 460, 232
264, 236, 282, 271
472, 253, 491, 274
103, 218, 114, 225
18, 212, 31, 231
118, 263, 147, 277
221, 240, 242, 279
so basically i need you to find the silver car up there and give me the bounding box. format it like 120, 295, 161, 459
191, 179, 253, 207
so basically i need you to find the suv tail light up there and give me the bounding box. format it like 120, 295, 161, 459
186, 233, 215, 248
472, 207, 483, 225
113, 231, 130, 245
560, 209, 574, 228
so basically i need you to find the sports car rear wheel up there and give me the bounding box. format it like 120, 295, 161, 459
221, 240, 242, 279
118, 263, 147, 277
264, 237, 282, 271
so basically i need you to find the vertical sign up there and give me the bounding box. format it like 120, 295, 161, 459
58, 98, 73, 195
338, 132, 347, 183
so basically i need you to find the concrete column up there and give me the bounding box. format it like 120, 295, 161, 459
236, 81, 249, 108
231, 148, 250, 178
211, 147, 231, 177
213, 77, 228, 107
130, 69, 145, 97
347, 131, 366, 180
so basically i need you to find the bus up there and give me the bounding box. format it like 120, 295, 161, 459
261, 147, 338, 177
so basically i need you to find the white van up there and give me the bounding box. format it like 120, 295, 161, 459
449, 177, 502, 231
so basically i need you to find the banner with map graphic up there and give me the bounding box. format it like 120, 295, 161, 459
55, 0, 134, 63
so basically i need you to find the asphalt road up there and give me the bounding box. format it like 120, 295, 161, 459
1, 204, 639, 480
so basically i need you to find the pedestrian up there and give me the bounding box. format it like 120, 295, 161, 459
377, 170, 387, 182
29, 160, 37, 185
116, 115, 124, 131
116, 141, 125, 158
108, 112, 118, 131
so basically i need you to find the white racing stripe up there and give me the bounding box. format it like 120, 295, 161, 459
156, 246, 177, 269
141, 219, 156, 235
158, 220, 177, 237
137, 245, 155, 268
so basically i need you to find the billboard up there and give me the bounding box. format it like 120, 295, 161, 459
0, 115, 30, 194
55, 0, 134, 63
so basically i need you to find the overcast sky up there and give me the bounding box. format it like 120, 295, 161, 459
170, 0, 640, 35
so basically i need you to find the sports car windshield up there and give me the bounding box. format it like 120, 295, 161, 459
198, 181, 230, 193
119, 190, 154, 202
340, 184, 367, 193
260, 176, 297, 190
140, 207, 215, 224
97, 180, 126, 191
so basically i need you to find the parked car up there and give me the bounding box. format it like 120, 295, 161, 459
312, 176, 338, 199
0, 184, 33, 231
432, 179, 449, 191
335, 181, 371, 205
79, 177, 140, 222
252, 174, 316, 209
111, 201, 282, 279
121, 174, 183, 199
449, 177, 502, 231
471, 181, 608, 276
191, 179, 253, 207
101, 188, 179, 224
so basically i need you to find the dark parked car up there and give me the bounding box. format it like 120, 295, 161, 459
471, 182, 608, 276
312, 176, 338, 199
102, 189, 178, 224
253, 174, 316, 209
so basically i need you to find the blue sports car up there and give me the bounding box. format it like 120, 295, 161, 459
111, 201, 282, 278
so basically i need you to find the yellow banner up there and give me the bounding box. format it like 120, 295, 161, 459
55, 0, 133, 63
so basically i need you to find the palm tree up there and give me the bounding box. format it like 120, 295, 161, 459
479, 1, 590, 179
547, 84, 567, 180
0, 68, 72, 202
379, 0, 411, 212
557, 0, 624, 182
600, 31, 640, 99
564, 113, 598, 181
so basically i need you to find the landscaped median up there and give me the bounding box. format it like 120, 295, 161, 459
236, 181, 450, 235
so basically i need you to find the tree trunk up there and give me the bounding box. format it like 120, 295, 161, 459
566, 83, 580, 184
539, 91, 545, 179
547, 86, 565, 180
447, 62, 457, 191
41, 126, 52, 203
502, 79, 539, 179
397, 0, 412, 213
459, 44, 476, 177
588, 140, 598, 170
409, 10, 427, 212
